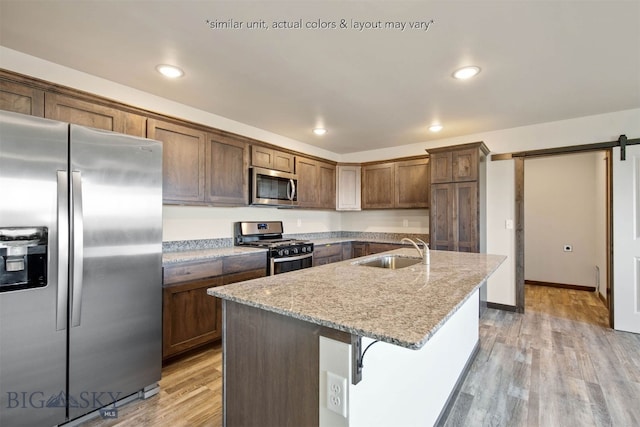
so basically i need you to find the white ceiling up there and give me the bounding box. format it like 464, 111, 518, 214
1, 1, 639, 154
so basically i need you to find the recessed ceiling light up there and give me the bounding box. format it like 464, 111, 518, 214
313, 128, 327, 136
156, 64, 184, 78
452, 66, 481, 80
429, 124, 443, 132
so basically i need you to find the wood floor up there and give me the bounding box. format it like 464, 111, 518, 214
84, 345, 223, 427
85, 285, 639, 427
444, 285, 640, 427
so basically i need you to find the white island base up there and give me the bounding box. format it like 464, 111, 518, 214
320, 289, 479, 427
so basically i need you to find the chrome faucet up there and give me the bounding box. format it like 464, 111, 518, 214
401, 237, 430, 265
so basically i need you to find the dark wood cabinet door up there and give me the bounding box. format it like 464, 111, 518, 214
45, 93, 146, 137
367, 242, 403, 255
162, 277, 223, 359
395, 158, 430, 208
341, 242, 352, 260
296, 156, 319, 208
205, 136, 248, 205
452, 148, 479, 182
362, 163, 395, 209
454, 182, 479, 252
351, 243, 368, 258
430, 183, 455, 251
430, 151, 453, 184
148, 119, 206, 203
251, 146, 294, 172
0, 80, 44, 117
313, 243, 342, 266
318, 161, 336, 209
273, 151, 295, 173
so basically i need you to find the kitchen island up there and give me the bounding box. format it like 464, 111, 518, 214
208, 248, 505, 427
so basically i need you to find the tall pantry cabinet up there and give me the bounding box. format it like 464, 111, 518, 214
428, 142, 489, 253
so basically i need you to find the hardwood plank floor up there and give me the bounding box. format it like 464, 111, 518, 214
86, 285, 639, 427
444, 285, 640, 427
84, 344, 223, 427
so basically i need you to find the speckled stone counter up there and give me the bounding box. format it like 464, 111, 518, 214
162, 246, 266, 265
208, 248, 505, 349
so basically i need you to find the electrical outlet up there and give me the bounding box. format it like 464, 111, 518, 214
505, 219, 514, 230
563, 245, 573, 252
326, 371, 347, 417
297, 219, 302, 227
403, 219, 409, 228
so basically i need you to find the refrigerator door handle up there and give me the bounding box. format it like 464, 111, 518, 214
70, 171, 84, 327
56, 171, 69, 331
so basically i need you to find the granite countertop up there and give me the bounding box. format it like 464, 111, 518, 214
163, 246, 266, 265
208, 248, 505, 349
162, 234, 426, 265
312, 237, 422, 245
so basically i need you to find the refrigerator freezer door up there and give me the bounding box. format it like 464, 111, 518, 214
67, 125, 162, 421
0, 111, 68, 426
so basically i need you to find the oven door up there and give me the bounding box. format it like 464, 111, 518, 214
271, 253, 313, 275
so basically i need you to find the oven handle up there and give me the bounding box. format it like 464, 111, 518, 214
270, 252, 313, 275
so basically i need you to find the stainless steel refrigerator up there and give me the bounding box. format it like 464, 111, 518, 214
0, 110, 162, 426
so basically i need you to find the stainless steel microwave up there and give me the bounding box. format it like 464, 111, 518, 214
250, 167, 298, 207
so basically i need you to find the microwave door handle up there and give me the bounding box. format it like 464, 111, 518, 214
289, 179, 296, 201
286, 179, 292, 200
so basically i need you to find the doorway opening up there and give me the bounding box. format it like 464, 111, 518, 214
514, 149, 612, 327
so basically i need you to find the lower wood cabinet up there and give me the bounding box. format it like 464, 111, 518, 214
162, 277, 223, 359
351, 242, 368, 258
351, 242, 404, 258
162, 252, 267, 360
313, 243, 343, 266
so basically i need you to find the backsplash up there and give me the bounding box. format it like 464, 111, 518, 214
163, 231, 430, 252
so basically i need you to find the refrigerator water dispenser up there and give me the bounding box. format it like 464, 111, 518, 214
0, 227, 48, 293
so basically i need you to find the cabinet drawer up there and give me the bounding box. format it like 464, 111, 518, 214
223, 252, 267, 275
314, 243, 343, 258
163, 259, 223, 285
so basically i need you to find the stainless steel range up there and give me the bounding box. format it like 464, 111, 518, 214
234, 221, 313, 275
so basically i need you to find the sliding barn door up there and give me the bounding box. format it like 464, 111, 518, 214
613, 145, 640, 333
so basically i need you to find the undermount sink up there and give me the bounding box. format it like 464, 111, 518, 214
357, 255, 422, 269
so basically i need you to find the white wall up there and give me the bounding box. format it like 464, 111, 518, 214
340, 209, 429, 234
524, 152, 603, 288
163, 205, 341, 241
3, 47, 640, 305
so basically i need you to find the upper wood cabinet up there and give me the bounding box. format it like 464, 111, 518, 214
362, 157, 430, 209
336, 165, 362, 211
148, 119, 206, 203
430, 147, 479, 183
205, 135, 249, 205
296, 156, 336, 209
0, 79, 44, 117
45, 93, 146, 137
394, 158, 430, 208
429, 142, 488, 253
149, 120, 249, 206
251, 145, 294, 172
317, 161, 336, 209
362, 162, 395, 209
